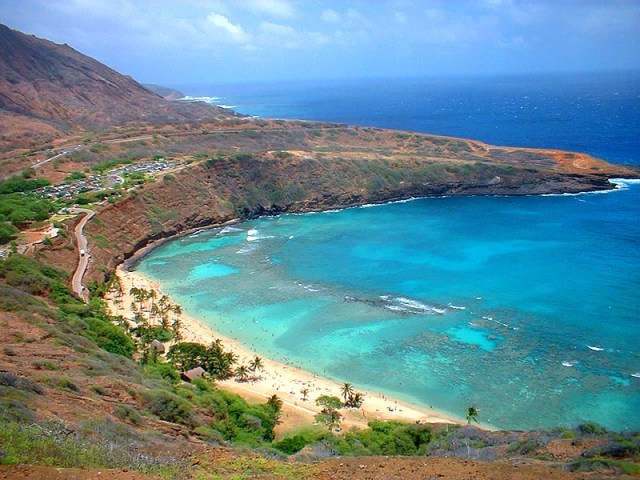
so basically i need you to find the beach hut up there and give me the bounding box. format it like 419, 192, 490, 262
182, 366, 206, 382
149, 339, 165, 353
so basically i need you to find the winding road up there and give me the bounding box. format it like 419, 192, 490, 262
69, 208, 94, 302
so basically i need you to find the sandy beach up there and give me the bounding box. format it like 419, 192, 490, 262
106, 265, 462, 435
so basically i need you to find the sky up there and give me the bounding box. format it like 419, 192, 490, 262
1, 0, 639, 86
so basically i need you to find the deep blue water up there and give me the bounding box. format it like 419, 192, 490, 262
178, 72, 640, 165
145, 73, 640, 431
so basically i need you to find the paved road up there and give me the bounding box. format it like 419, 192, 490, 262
69, 208, 95, 302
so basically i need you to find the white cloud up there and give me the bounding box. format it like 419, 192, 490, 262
245, 0, 294, 18
321, 8, 341, 24
394, 12, 406, 24
260, 21, 296, 37
257, 21, 329, 49
206, 13, 250, 43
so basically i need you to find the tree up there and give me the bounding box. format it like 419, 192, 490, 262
345, 391, 364, 408
249, 355, 264, 375
301, 387, 309, 401
171, 316, 183, 341
172, 304, 183, 322
466, 405, 479, 425
315, 395, 342, 429
235, 364, 250, 382
267, 394, 283, 413
340, 382, 354, 404
167, 342, 208, 371
316, 395, 343, 412
203, 339, 236, 379
0, 222, 18, 244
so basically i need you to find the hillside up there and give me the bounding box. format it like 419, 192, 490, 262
0, 23, 234, 152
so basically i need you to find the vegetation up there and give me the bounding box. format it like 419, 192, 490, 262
91, 156, 134, 173
65, 171, 87, 182
466, 405, 480, 425
0, 175, 50, 194
0, 194, 57, 232
167, 340, 236, 378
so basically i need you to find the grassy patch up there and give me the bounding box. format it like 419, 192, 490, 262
0, 419, 184, 477
40, 375, 80, 393
199, 455, 319, 480
0, 372, 44, 395
93, 234, 111, 248
571, 458, 640, 475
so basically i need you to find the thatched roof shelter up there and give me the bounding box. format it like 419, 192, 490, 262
182, 366, 206, 382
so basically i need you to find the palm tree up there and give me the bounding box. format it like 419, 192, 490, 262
172, 304, 183, 323
466, 406, 479, 425
249, 356, 264, 375
129, 287, 143, 313
235, 364, 250, 382
301, 388, 310, 401
267, 394, 283, 412
340, 382, 354, 404
148, 289, 157, 311
346, 391, 364, 408
159, 311, 170, 331
150, 303, 161, 323
171, 317, 183, 341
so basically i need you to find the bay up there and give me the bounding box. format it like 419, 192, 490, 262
141, 73, 640, 431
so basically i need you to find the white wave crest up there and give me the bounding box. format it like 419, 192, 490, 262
611, 178, 640, 190
587, 345, 605, 351
394, 296, 446, 314
219, 226, 242, 235
448, 304, 467, 310
179, 95, 222, 104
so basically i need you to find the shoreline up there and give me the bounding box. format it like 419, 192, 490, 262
106, 265, 467, 435
118, 176, 633, 272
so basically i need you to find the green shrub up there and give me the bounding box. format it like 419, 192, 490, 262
0, 222, 18, 244
0, 177, 50, 194
65, 171, 87, 182
32, 360, 59, 371
0, 372, 44, 395
42, 376, 79, 393
84, 317, 136, 357
144, 362, 180, 384
141, 389, 193, 425
0, 399, 36, 423
578, 422, 608, 435
194, 425, 225, 443
274, 431, 324, 455
114, 403, 144, 426
90, 384, 106, 395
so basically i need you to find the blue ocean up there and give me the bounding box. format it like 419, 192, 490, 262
142, 73, 640, 431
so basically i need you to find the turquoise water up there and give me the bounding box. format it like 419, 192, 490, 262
138, 183, 640, 431
142, 73, 640, 430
